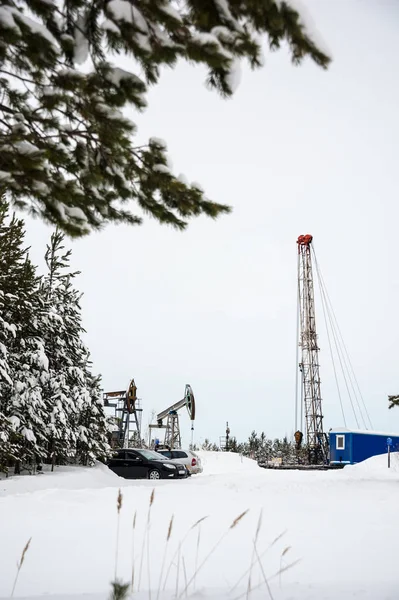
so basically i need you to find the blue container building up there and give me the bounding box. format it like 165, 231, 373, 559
329, 428, 399, 465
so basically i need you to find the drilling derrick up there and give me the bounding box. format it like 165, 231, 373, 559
297, 234, 328, 464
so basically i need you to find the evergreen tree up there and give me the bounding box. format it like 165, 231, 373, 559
248, 430, 260, 455
41, 230, 81, 464
75, 373, 112, 465
229, 437, 239, 452
201, 438, 213, 451
0, 289, 15, 472
41, 229, 110, 465
0, 196, 49, 469
0, 1, 330, 237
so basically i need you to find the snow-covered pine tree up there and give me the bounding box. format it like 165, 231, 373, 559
0, 199, 15, 472
0, 289, 16, 473
0, 196, 49, 471
41, 229, 81, 464
75, 373, 112, 466
0, 1, 330, 237
201, 438, 213, 451
41, 229, 110, 466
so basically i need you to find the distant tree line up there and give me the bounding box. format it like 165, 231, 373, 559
196, 431, 306, 464
0, 196, 111, 475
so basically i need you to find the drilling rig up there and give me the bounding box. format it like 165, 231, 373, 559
296, 234, 329, 464
103, 378, 142, 448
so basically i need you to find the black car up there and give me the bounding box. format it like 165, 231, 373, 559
107, 448, 188, 480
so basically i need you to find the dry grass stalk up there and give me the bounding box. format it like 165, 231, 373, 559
190, 516, 208, 530
162, 516, 209, 591
11, 537, 32, 597
232, 557, 301, 600
229, 529, 288, 594
157, 515, 174, 600
147, 490, 156, 600
179, 509, 249, 599
175, 543, 181, 599
131, 511, 138, 593
117, 489, 123, 513
115, 489, 123, 580
253, 539, 274, 600
246, 509, 263, 600
182, 557, 188, 599
138, 488, 155, 592
193, 523, 202, 591
167, 515, 174, 541
230, 510, 249, 530
279, 546, 291, 587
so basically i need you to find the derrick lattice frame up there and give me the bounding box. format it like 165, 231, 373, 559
297, 236, 327, 462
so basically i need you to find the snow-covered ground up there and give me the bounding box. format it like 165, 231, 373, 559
1, 451, 398, 600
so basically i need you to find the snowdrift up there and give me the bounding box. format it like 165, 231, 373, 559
196, 450, 259, 475
341, 451, 399, 480
0, 461, 119, 497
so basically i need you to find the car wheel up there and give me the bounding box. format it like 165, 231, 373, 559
148, 469, 160, 480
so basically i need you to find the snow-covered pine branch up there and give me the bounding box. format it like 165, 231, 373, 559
0, 0, 330, 236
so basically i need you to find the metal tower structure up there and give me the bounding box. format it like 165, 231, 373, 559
103, 378, 142, 448
149, 384, 196, 449
296, 234, 328, 464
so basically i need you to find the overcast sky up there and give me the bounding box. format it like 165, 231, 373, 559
23, 0, 399, 447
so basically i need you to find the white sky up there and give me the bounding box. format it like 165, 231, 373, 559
23, 0, 399, 447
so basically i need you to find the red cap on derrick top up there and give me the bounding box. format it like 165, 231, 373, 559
297, 234, 313, 246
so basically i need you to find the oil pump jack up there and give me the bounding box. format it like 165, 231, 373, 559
149, 384, 196, 449
103, 379, 142, 448
296, 235, 329, 464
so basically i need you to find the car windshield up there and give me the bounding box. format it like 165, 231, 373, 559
137, 449, 164, 461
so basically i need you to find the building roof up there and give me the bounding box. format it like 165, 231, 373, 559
329, 427, 399, 437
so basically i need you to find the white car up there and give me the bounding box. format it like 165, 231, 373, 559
157, 449, 203, 474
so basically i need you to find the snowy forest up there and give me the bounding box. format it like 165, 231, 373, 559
0, 196, 111, 475
199, 431, 301, 464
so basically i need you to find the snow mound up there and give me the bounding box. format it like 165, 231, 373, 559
197, 450, 259, 475
0, 461, 120, 497
341, 451, 399, 480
